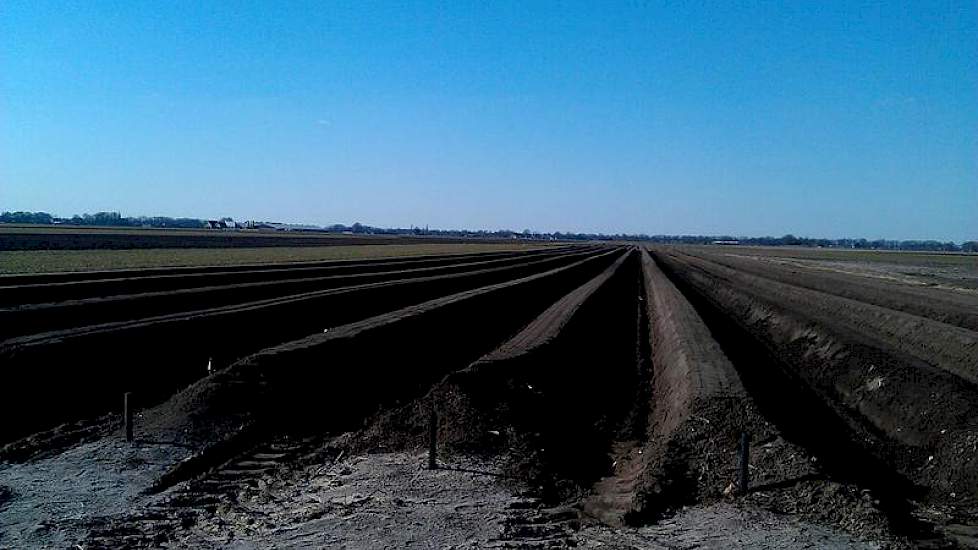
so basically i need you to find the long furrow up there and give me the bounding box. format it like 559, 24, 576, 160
0, 247, 600, 446
68, 247, 627, 548
657, 248, 978, 386
0, 246, 583, 338
0, 245, 580, 307
680, 246, 978, 332
626, 251, 820, 521
349, 249, 643, 535
7, 243, 974, 549
650, 246, 978, 543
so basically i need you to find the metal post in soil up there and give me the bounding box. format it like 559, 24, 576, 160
738, 431, 750, 495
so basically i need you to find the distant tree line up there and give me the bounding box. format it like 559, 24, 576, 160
1, 211, 213, 229
2, 211, 975, 252
0, 211, 55, 225
638, 233, 976, 252
328, 224, 977, 252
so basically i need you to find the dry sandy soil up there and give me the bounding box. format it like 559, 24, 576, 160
0, 442, 882, 549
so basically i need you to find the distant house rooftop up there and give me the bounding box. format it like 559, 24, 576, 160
206, 220, 235, 230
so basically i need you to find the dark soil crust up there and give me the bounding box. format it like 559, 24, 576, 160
687, 247, 978, 332
0, 245, 580, 308
342, 249, 932, 546
348, 251, 640, 496
0, 245, 574, 285
5, 244, 974, 548
0, 247, 579, 339
345, 250, 904, 543
113, 248, 624, 492
0, 248, 601, 445
629, 252, 893, 538
652, 247, 978, 544
656, 249, 978, 388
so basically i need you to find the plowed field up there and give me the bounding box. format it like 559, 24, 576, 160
1, 245, 975, 549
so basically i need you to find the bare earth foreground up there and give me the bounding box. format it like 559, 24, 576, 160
1, 243, 977, 549
1, 444, 875, 549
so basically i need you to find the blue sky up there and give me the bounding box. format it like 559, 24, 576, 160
2, 1, 976, 240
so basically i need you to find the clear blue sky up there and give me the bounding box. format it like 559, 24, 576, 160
2, 1, 976, 240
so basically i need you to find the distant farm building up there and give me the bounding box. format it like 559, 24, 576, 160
205, 220, 238, 230
712, 240, 740, 245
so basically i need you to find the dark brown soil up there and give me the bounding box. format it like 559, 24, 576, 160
0, 247, 579, 338
347, 251, 897, 541
349, 251, 642, 502
653, 248, 978, 498
0, 247, 599, 445
98, 248, 624, 489
0, 245, 578, 305
652, 246, 978, 545
3, 244, 975, 548
632, 252, 810, 517
691, 247, 978, 331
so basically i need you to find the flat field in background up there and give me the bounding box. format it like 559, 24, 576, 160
0, 225, 532, 251
0, 242, 551, 274
686, 244, 978, 291
703, 244, 977, 266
